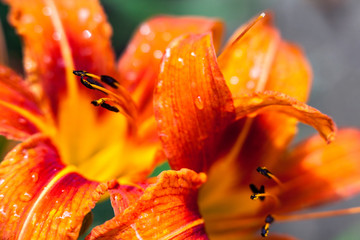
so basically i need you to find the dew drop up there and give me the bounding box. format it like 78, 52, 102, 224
82, 30, 92, 39
60, 211, 72, 219
78, 8, 90, 22
52, 31, 61, 41
140, 43, 150, 53
0, 194, 4, 200
246, 80, 255, 89
0, 207, 5, 216
19, 192, 33, 202
153, 50, 163, 59
18, 118, 26, 124
140, 24, 151, 35
195, 96, 204, 110
230, 76, 239, 85
42, 6, 52, 16
249, 66, 261, 79
191, 52, 196, 57
0, 179, 5, 186
178, 57, 184, 65
24, 58, 37, 72
31, 172, 39, 183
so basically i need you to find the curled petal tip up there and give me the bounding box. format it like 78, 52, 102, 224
326, 131, 336, 144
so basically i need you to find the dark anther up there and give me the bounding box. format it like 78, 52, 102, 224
261, 215, 274, 237
257, 167, 272, 179
265, 215, 274, 224
261, 225, 269, 237
100, 102, 119, 113
101, 75, 119, 89
80, 78, 96, 90
86, 76, 105, 88
80, 78, 107, 94
91, 100, 101, 106
249, 184, 265, 201
73, 70, 86, 76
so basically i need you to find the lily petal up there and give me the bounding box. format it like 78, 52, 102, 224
0, 65, 49, 140
119, 16, 224, 116
86, 169, 208, 240
154, 33, 235, 172
218, 14, 313, 183
5, 0, 118, 116
274, 128, 360, 213
218, 13, 281, 96
0, 134, 106, 239
233, 91, 335, 143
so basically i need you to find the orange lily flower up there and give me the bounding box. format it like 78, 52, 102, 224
153, 13, 360, 239
85, 14, 360, 239
0, 0, 223, 238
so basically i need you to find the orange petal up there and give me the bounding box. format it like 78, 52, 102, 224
118, 16, 224, 115
233, 91, 336, 142
86, 169, 208, 240
274, 128, 360, 213
218, 16, 313, 183
218, 13, 281, 95
0, 134, 107, 239
108, 182, 147, 216
0, 65, 50, 140
219, 14, 312, 101
154, 33, 235, 172
5, 0, 118, 117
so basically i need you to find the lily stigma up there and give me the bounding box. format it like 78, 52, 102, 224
0, 0, 360, 239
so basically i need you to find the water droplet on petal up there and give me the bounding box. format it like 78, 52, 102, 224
82, 30, 92, 39
19, 192, 33, 202
52, 31, 61, 41
246, 80, 255, 89
230, 76, 239, 85
195, 96, 204, 110
140, 43, 150, 53
178, 57, 184, 66
78, 8, 90, 22
31, 172, 39, 183
42, 6, 52, 16
153, 50, 163, 59
59, 211, 72, 219
140, 24, 151, 35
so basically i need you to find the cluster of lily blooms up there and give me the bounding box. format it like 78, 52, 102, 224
1, 0, 360, 239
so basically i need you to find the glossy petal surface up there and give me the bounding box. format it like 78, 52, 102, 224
118, 16, 224, 117
0, 65, 49, 140
86, 169, 208, 240
154, 33, 235, 172
0, 134, 106, 239
5, 0, 118, 116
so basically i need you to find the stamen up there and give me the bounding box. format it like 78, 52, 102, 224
249, 184, 280, 206
249, 184, 265, 201
91, 99, 119, 113
257, 166, 283, 186
101, 75, 119, 89
261, 214, 274, 237
73, 70, 137, 120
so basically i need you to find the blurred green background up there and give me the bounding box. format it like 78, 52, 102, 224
1, 0, 360, 239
